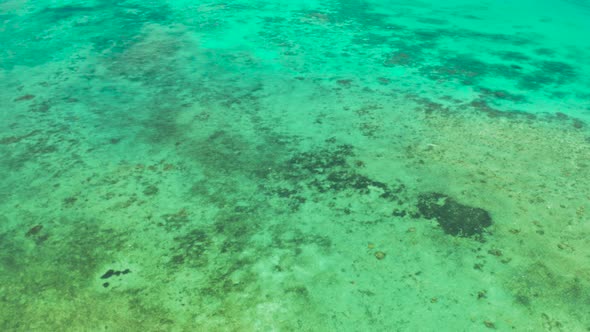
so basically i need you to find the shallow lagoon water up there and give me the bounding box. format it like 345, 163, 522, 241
1, 0, 590, 331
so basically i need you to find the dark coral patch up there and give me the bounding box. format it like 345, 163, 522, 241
417, 193, 492, 239
14, 94, 35, 102
282, 143, 403, 200
168, 229, 211, 267
518, 60, 576, 90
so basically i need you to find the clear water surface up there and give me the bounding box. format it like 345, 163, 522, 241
1, 0, 589, 331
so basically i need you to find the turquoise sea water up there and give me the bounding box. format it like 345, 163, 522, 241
1, 0, 589, 331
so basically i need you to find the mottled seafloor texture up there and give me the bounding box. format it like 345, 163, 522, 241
1, 0, 590, 331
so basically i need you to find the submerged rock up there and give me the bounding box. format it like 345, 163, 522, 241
417, 192, 492, 239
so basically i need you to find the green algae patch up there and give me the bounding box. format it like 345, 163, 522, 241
417, 192, 493, 239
